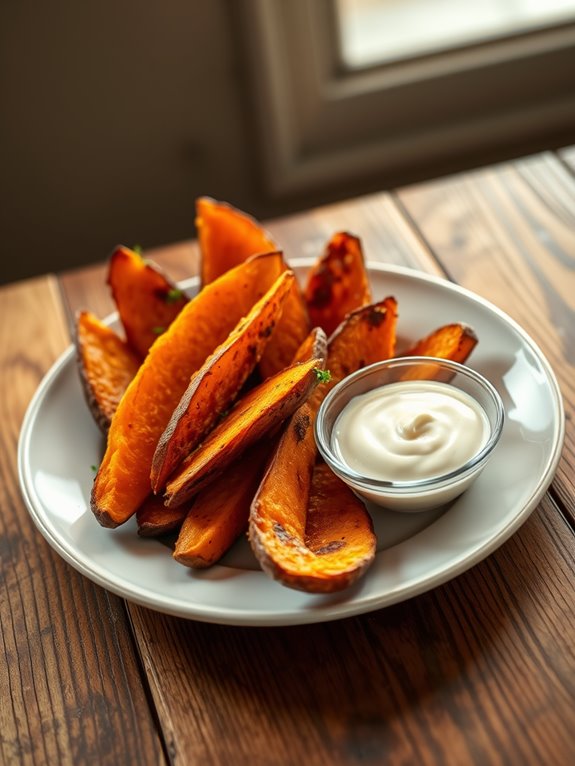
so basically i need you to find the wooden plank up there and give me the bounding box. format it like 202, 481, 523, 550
558, 145, 575, 174
129, 497, 575, 766
0, 277, 165, 766
398, 152, 575, 520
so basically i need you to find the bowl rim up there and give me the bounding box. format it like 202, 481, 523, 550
314, 356, 505, 494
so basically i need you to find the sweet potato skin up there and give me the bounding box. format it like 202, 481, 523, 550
249, 298, 398, 592
304, 232, 371, 336
75, 310, 140, 433
107, 246, 188, 358
197, 197, 277, 286
136, 495, 188, 538
151, 270, 295, 492
91, 252, 288, 528
173, 441, 270, 568
164, 353, 327, 508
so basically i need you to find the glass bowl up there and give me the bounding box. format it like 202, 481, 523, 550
315, 357, 505, 512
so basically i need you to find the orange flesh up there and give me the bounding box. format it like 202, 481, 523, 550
91, 253, 287, 528
76, 310, 140, 433
107, 246, 188, 358
304, 232, 372, 336
151, 271, 294, 491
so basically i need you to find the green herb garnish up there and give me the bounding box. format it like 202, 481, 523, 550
152, 326, 166, 336
132, 243, 143, 256
90, 464, 98, 473
164, 288, 184, 304
314, 368, 332, 384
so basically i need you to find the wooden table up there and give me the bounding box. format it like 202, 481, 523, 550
2, 147, 574, 766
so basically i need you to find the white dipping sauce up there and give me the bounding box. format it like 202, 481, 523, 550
332, 380, 490, 483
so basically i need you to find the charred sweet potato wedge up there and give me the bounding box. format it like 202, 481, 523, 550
249, 298, 398, 592
164, 343, 328, 508
107, 246, 188, 359
91, 252, 289, 528
173, 441, 271, 568
304, 232, 372, 337
197, 197, 278, 286
401, 322, 478, 363
136, 495, 188, 538
251, 462, 376, 593
399, 323, 478, 381
75, 311, 140, 433
151, 270, 295, 492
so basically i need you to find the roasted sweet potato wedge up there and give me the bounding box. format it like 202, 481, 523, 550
304, 232, 372, 336
136, 495, 188, 538
258, 280, 311, 379
75, 310, 140, 433
196, 197, 310, 378
107, 246, 188, 358
151, 270, 295, 492
197, 197, 278, 286
91, 252, 289, 528
399, 323, 478, 381
164, 340, 328, 508
249, 298, 398, 592
251, 462, 376, 593
173, 441, 270, 568
401, 322, 478, 363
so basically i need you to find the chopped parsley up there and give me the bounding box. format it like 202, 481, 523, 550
152, 326, 166, 336
132, 243, 143, 256
164, 288, 184, 304
314, 368, 332, 384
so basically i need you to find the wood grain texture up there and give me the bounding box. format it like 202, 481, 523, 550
398, 152, 575, 521
0, 277, 165, 766
558, 145, 575, 174
128, 498, 575, 766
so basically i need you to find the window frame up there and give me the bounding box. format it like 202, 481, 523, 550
241, 0, 575, 198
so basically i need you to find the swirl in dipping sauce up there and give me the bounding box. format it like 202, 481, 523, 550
332, 380, 490, 483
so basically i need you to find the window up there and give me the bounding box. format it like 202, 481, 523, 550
338, 0, 575, 68
241, 0, 575, 199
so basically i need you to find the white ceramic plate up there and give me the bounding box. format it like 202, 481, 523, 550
18, 262, 565, 626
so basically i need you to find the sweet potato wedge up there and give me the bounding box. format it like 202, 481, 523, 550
173, 441, 270, 568
196, 197, 310, 378
164, 343, 328, 508
107, 246, 188, 358
136, 495, 188, 538
197, 197, 278, 286
304, 232, 372, 336
251, 462, 376, 593
249, 298, 398, 592
91, 252, 288, 528
399, 323, 478, 380
258, 280, 311, 379
75, 310, 140, 433
151, 270, 295, 492
402, 322, 477, 361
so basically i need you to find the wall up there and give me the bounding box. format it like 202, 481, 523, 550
0, 1, 261, 284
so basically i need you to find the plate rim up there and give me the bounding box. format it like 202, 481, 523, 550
18, 260, 566, 625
